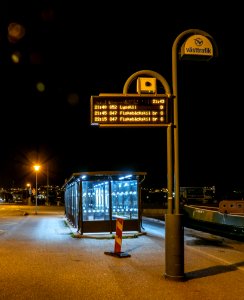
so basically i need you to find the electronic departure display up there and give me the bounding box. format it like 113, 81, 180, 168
90, 94, 171, 127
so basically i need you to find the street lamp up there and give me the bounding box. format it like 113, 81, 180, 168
26, 183, 31, 205
34, 165, 40, 214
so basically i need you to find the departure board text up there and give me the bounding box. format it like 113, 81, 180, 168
90, 95, 170, 127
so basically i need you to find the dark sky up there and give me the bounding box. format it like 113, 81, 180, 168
0, 2, 243, 194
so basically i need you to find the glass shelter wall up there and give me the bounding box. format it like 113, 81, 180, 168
81, 179, 138, 221
82, 181, 110, 221
111, 180, 138, 220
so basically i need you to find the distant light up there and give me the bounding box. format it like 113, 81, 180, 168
34, 165, 41, 172
36, 82, 46, 92
11, 52, 21, 64
8, 22, 25, 43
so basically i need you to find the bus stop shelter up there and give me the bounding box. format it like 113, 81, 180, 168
62, 171, 147, 234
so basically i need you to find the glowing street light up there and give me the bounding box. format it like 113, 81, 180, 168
34, 165, 41, 214
26, 183, 32, 205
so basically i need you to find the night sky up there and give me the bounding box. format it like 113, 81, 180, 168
0, 2, 243, 195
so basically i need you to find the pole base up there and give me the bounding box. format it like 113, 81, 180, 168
165, 214, 185, 279
164, 273, 186, 281
104, 251, 131, 258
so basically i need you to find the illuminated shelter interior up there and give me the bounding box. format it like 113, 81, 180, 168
63, 171, 147, 234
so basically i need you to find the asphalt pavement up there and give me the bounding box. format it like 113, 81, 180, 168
0, 204, 244, 300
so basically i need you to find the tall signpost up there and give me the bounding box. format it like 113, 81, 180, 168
91, 69, 176, 276
166, 29, 218, 280
90, 31, 218, 281
34, 165, 41, 215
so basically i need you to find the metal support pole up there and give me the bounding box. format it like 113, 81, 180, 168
164, 213, 184, 280
46, 164, 49, 206
165, 122, 184, 281
172, 36, 180, 215
169, 29, 217, 280
167, 123, 173, 214
35, 172, 38, 215
164, 30, 189, 281
122, 69, 185, 280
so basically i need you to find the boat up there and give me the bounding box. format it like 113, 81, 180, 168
182, 200, 244, 241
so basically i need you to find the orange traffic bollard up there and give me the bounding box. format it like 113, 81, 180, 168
104, 218, 131, 258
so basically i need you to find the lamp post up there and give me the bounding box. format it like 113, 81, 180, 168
26, 183, 31, 205
46, 163, 49, 206
34, 165, 40, 214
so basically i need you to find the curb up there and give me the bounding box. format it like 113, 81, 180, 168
71, 231, 147, 239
